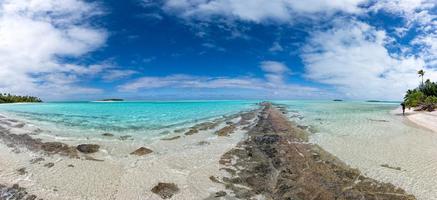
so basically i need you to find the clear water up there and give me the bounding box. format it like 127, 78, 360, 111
2, 100, 437, 198
0, 101, 258, 137
276, 100, 437, 200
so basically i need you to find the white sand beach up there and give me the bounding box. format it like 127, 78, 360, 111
0, 112, 256, 200
399, 107, 437, 133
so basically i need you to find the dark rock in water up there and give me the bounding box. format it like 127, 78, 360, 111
76, 144, 100, 154
161, 136, 181, 141
130, 147, 153, 156
209, 176, 221, 183
119, 135, 132, 140
151, 182, 179, 199
174, 128, 186, 133
29, 157, 45, 164
42, 142, 67, 152
0, 184, 38, 200
16, 167, 27, 175
215, 191, 227, 197
84, 155, 104, 162
197, 141, 210, 146
381, 164, 402, 171
368, 118, 389, 122
44, 162, 55, 168
0, 130, 78, 158
216, 125, 236, 136
102, 133, 114, 137
184, 128, 199, 136
67, 164, 74, 167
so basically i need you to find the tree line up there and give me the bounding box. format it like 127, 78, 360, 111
0, 93, 42, 103
404, 70, 437, 111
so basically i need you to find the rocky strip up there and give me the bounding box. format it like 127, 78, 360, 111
0, 124, 101, 159
0, 184, 39, 200
215, 102, 415, 200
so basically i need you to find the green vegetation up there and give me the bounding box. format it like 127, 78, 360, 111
403, 70, 437, 111
0, 93, 42, 103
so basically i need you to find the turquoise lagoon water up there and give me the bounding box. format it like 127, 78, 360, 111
2, 100, 437, 198
0, 101, 258, 138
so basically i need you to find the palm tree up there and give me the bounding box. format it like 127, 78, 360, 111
418, 69, 425, 85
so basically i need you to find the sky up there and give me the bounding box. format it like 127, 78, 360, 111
0, 0, 436, 101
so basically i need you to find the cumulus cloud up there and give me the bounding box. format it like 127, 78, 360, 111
0, 0, 107, 99
162, 0, 367, 23
301, 20, 437, 100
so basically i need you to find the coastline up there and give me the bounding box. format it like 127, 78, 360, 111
393, 107, 437, 133
0, 103, 416, 199
0, 108, 260, 199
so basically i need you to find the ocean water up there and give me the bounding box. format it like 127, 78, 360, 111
277, 100, 437, 199
0, 101, 258, 138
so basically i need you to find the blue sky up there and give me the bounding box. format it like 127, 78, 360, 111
0, 0, 436, 100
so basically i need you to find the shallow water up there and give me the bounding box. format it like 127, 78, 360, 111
277, 100, 437, 200
0, 101, 257, 138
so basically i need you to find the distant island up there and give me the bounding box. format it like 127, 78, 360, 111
98, 99, 124, 102
333, 99, 343, 102
0, 93, 42, 103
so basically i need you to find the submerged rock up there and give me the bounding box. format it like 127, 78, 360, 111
215, 191, 227, 197
76, 144, 100, 154
0, 184, 38, 200
381, 164, 402, 171
216, 125, 236, 136
184, 128, 199, 136
151, 182, 179, 199
161, 136, 181, 141
102, 133, 114, 137
130, 147, 153, 156
119, 135, 132, 140
29, 157, 45, 164
44, 162, 55, 168
16, 167, 27, 175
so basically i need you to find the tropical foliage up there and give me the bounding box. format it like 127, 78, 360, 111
404, 71, 437, 111
0, 93, 42, 103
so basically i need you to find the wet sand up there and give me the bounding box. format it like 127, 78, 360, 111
0, 103, 415, 199
396, 107, 437, 133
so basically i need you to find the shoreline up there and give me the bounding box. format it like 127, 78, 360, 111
392, 107, 437, 133
0, 103, 416, 199
214, 103, 414, 199
0, 108, 260, 199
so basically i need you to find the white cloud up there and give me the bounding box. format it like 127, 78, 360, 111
118, 61, 326, 98
163, 0, 367, 23
301, 20, 437, 100
0, 0, 107, 99
269, 41, 284, 52
102, 70, 138, 81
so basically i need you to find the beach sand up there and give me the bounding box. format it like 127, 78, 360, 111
0, 103, 416, 199
0, 110, 259, 199
396, 107, 437, 133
